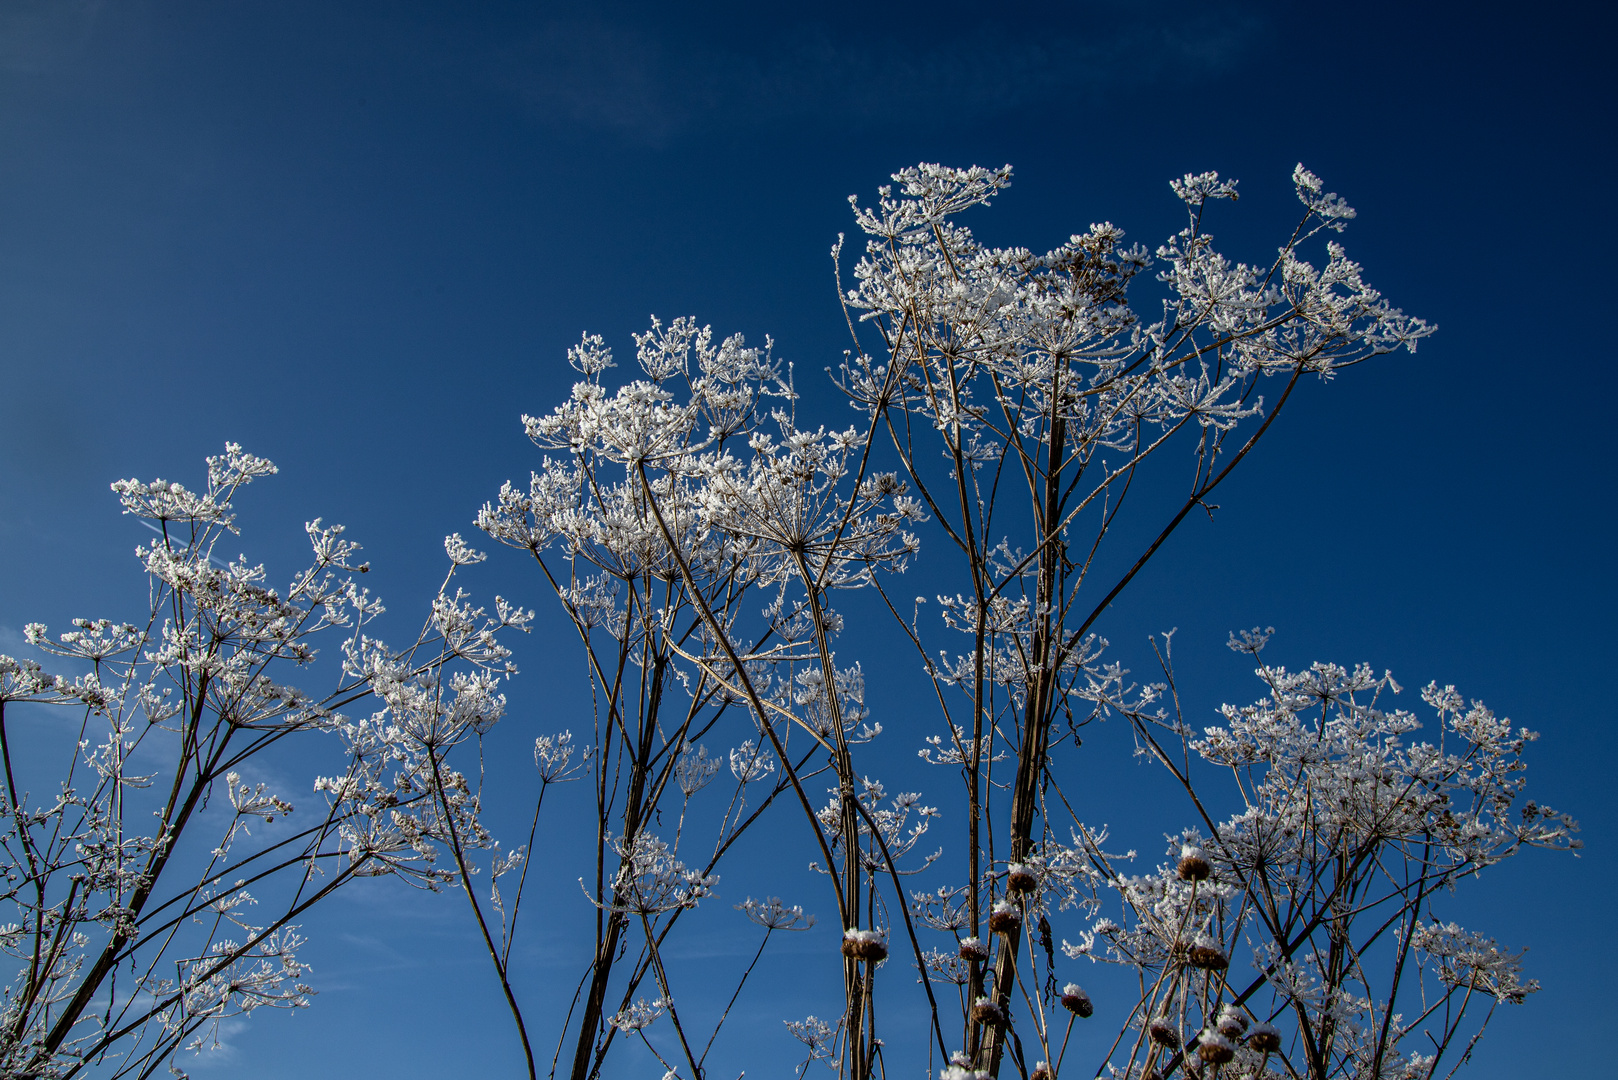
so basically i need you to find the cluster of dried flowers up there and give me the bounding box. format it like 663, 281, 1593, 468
3, 162, 1576, 1080
1, 446, 530, 1078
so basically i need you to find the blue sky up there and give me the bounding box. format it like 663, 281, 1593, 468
1, 1, 1613, 1077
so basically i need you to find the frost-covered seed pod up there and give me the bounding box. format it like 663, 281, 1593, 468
988, 900, 1021, 934
1059, 983, 1092, 1018
1177, 845, 1211, 882
1148, 1017, 1181, 1048
1188, 944, 1229, 970
1246, 1022, 1281, 1053
971, 996, 1004, 1025
958, 936, 989, 963
1198, 1031, 1235, 1065
1006, 863, 1038, 894
841, 928, 888, 963
1030, 1062, 1053, 1080
1216, 1006, 1248, 1040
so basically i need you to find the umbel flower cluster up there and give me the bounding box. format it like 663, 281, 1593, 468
0, 446, 529, 1079
1058, 629, 1578, 1080
4, 162, 1575, 1080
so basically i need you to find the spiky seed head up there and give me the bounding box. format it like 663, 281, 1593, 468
1060, 983, 1092, 1018
841, 928, 888, 963
971, 996, 1004, 1025
1148, 1018, 1181, 1048
1006, 863, 1038, 894
1198, 1032, 1235, 1065
1216, 1005, 1248, 1040
1177, 845, 1211, 882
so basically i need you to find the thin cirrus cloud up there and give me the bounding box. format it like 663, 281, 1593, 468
498, 13, 1267, 144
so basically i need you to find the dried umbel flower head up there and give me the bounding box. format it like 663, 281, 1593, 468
1006, 862, 1038, 894
958, 935, 989, 962
1216, 1005, 1249, 1040
1060, 983, 1092, 1018
841, 928, 888, 963
1148, 1017, 1181, 1048
1197, 1031, 1236, 1065
1187, 936, 1229, 970
1177, 844, 1211, 882
1246, 1022, 1281, 1053
988, 899, 1021, 934
971, 996, 1004, 1025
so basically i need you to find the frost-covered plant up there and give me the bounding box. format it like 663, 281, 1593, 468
823, 161, 1433, 1076
479, 318, 922, 1080
1056, 630, 1579, 1080
0, 446, 526, 1079
466, 163, 1568, 1080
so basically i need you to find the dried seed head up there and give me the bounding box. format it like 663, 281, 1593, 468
958, 936, 989, 963
1246, 1022, 1281, 1053
1177, 845, 1211, 882
1188, 943, 1229, 971
1030, 1062, 1053, 1080
1216, 1005, 1249, 1040
988, 900, 1021, 935
841, 928, 888, 963
1006, 862, 1038, 894
1059, 983, 1092, 1018
1197, 1031, 1235, 1065
971, 996, 1004, 1025
1148, 1017, 1181, 1048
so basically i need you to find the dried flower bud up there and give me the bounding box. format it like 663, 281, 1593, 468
971, 996, 1004, 1025
1148, 1017, 1180, 1048
1216, 1006, 1248, 1040
1197, 1031, 1235, 1065
1006, 862, 1038, 894
1246, 1022, 1281, 1053
1177, 845, 1211, 882
958, 936, 989, 963
988, 900, 1021, 934
1059, 983, 1092, 1018
1188, 943, 1229, 970
841, 928, 888, 963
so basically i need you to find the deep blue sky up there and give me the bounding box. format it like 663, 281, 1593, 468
1, 2, 1612, 1077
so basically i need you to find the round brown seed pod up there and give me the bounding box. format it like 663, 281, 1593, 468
1216, 1008, 1248, 1040
971, 997, 1004, 1025
1006, 863, 1039, 894
1188, 944, 1229, 970
958, 936, 989, 963
1198, 1033, 1235, 1065
1177, 847, 1212, 882
988, 904, 1021, 934
1148, 1018, 1181, 1049
1030, 1065, 1053, 1080
840, 932, 888, 963
1059, 984, 1092, 1018
1246, 1023, 1281, 1053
